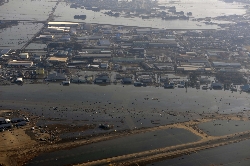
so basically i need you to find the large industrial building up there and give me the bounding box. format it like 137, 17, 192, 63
8, 60, 33, 67
47, 22, 79, 27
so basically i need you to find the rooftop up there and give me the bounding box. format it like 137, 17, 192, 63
47, 57, 68, 62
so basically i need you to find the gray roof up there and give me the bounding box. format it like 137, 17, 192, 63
212, 62, 241, 67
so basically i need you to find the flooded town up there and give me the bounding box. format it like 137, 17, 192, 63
2, 0, 250, 166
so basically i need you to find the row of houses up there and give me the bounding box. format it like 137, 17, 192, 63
0, 117, 28, 131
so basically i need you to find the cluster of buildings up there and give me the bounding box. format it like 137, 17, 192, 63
0, 116, 29, 132
1, 13, 250, 90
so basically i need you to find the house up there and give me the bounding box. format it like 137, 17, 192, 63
211, 82, 223, 90
11, 117, 26, 123
71, 76, 86, 83
0, 123, 12, 130
46, 73, 66, 81
241, 84, 250, 92
137, 75, 152, 83
100, 63, 109, 69
134, 82, 145, 87
94, 75, 111, 84
164, 82, 175, 89
122, 78, 133, 84
15, 121, 27, 127
0, 117, 5, 124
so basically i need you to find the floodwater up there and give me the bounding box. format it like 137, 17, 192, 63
0, 0, 247, 49
158, 0, 246, 18
150, 139, 250, 166
53, 0, 245, 29
0, 0, 57, 21
0, 22, 43, 49
26, 128, 201, 166
53, 2, 218, 29
199, 120, 250, 136
0, 84, 250, 131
